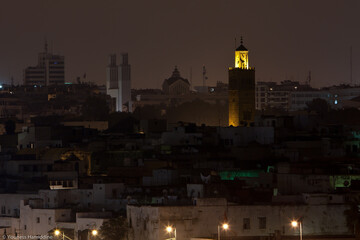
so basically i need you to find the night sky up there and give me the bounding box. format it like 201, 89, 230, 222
0, 0, 359, 89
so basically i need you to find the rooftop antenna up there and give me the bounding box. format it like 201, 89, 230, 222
235, 37, 237, 49
350, 46, 353, 85
44, 37, 48, 53
50, 40, 54, 54
189, 67, 192, 90
202, 65, 207, 89
307, 71, 312, 86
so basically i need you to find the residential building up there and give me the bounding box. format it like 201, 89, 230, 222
24, 42, 65, 86
127, 198, 352, 240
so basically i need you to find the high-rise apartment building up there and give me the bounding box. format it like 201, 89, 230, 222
24, 43, 65, 86
106, 53, 131, 112
228, 39, 255, 127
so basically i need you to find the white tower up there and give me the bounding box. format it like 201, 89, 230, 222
106, 53, 131, 112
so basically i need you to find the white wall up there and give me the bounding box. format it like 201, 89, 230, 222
128, 202, 351, 240
0, 193, 38, 217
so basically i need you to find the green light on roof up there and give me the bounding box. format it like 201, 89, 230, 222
219, 170, 261, 180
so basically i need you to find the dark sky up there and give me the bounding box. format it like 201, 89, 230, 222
0, 0, 359, 89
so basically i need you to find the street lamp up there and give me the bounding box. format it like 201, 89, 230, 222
218, 223, 229, 240
291, 220, 302, 240
88, 229, 98, 240
54, 229, 72, 240
165, 225, 176, 240
91, 230, 98, 236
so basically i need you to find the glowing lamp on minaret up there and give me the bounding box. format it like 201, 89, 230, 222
234, 37, 249, 69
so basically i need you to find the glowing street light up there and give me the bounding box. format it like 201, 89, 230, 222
91, 229, 98, 236
165, 225, 176, 240
291, 221, 298, 227
222, 223, 229, 230
54, 230, 61, 236
54, 229, 72, 240
218, 223, 229, 240
291, 220, 303, 240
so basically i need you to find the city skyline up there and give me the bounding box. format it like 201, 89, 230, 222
0, 0, 359, 88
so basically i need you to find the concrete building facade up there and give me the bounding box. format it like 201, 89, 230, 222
24, 42, 65, 86
106, 53, 132, 112
127, 198, 352, 240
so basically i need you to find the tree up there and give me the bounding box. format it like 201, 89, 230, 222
99, 216, 128, 240
306, 98, 331, 116
5, 119, 15, 135
344, 196, 360, 238
108, 112, 138, 133
81, 96, 110, 121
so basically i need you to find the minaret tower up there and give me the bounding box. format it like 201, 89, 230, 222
228, 37, 255, 127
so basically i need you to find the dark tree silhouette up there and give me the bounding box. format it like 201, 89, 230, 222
133, 105, 163, 120
5, 120, 15, 135
108, 112, 138, 133
306, 98, 331, 115
344, 196, 360, 238
99, 216, 128, 240
82, 96, 109, 121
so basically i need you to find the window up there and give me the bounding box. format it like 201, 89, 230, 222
36, 217, 40, 223
112, 189, 117, 198
243, 218, 250, 230
1, 206, 5, 214
258, 217, 266, 229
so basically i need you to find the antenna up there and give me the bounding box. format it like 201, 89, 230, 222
189, 67, 192, 90
307, 71, 311, 86
235, 37, 236, 49
44, 37, 48, 53
202, 65, 207, 89
350, 46, 353, 85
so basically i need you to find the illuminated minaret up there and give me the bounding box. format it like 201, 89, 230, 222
228, 38, 255, 127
